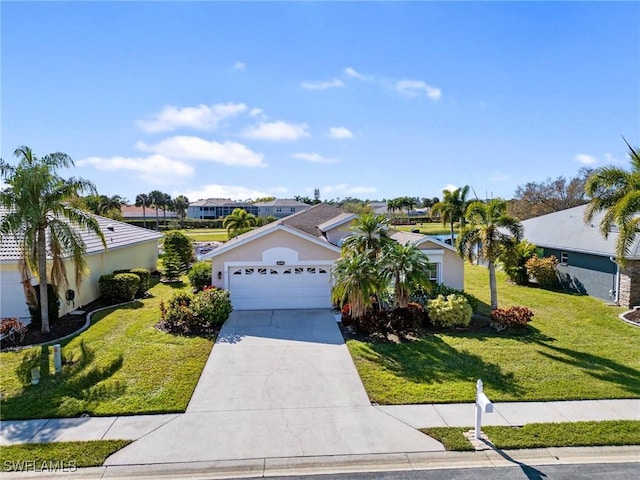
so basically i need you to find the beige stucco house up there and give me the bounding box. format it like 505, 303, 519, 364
0, 209, 163, 320
206, 204, 464, 310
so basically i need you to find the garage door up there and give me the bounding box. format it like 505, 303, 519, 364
228, 265, 332, 310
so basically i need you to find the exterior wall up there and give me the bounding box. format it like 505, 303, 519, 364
211, 229, 339, 289
441, 248, 464, 290
619, 260, 640, 308
542, 248, 616, 302
0, 240, 159, 321
187, 204, 259, 220
258, 205, 310, 219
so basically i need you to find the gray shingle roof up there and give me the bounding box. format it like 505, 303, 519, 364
0, 207, 163, 262
254, 199, 311, 208
520, 204, 640, 259
280, 203, 347, 238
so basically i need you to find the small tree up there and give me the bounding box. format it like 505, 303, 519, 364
188, 262, 212, 292
163, 230, 193, 270
161, 248, 183, 282
499, 240, 537, 285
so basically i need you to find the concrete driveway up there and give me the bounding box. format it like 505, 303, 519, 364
106, 310, 443, 465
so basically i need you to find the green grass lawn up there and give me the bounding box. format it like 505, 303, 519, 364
423, 420, 640, 451
0, 279, 213, 420
395, 223, 452, 236
0, 440, 131, 471
179, 228, 228, 242
347, 264, 639, 404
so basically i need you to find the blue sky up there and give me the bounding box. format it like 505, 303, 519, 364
2, 1, 638, 204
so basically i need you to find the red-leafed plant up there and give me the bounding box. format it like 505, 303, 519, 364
490, 306, 534, 331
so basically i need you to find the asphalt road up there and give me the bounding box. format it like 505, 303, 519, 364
267, 462, 640, 480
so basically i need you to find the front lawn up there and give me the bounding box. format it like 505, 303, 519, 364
0, 280, 213, 420
179, 228, 229, 242
347, 264, 640, 404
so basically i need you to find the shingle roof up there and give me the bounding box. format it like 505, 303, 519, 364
121, 205, 176, 218
390, 230, 457, 252
254, 199, 311, 208
520, 204, 640, 259
0, 207, 163, 262
280, 203, 347, 238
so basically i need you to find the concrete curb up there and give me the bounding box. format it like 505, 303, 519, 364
2, 446, 639, 479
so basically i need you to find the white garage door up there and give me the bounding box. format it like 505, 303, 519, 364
228, 265, 332, 310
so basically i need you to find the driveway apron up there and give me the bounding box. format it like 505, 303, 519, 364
106, 310, 443, 465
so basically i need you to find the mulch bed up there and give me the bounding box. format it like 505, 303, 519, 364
622, 308, 640, 326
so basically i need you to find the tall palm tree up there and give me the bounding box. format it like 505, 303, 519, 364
161, 193, 173, 228
148, 190, 164, 230
341, 212, 392, 257
135, 193, 151, 229
457, 199, 523, 310
584, 139, 640, 266
223, 208, 257, 236
0, 146, 106, 333
382, 242, 433, 308
99, 195, 126, 216
173, 195, 190, 227
331, 252, 381, 318
431, 186, 470, 245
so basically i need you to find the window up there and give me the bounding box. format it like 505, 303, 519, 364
257, 268, 267, 275
560, 252, 569, 264
318, 268, 328, 274
290, 207, 296, 212
232, 269, 242, 275
307, 267, 316, 274
276, 207, 282, 213
294, 267, 304, 274
283, 268, 292, 274
244, 268, 254, 275
427, 263, 439, 282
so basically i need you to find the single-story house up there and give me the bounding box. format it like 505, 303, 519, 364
121, 205, 177, 224
520, 204, 640, 307
253, 199, 311, 219
0, 208, 164, 320
204, 204, 464, 310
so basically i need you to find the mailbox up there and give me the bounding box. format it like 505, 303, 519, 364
477, 392, 493, 413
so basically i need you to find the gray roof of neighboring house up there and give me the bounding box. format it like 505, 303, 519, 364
0, 207, 163, 262
520, 204, 640, 259
254, 199, 311, 208
390, 230, 457, 252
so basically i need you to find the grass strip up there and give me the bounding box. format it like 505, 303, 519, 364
1, 440, 131, 471
422, 420, 640, 451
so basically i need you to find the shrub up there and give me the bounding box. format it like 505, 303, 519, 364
490, 306, 534, 331
113, 268, 151, 297
99, 273, 140, 304
427, 294, 472, 328
499, 240, 537, 285
160, 288, 232, 335
28, 284, 61, 328
188, 262, 212, 292
352, 310, 390, 336
161, 248, 183, 282
389, 303, 425, 334
525, 256, 559, 289
411, 284, 480, 313
0, 318, 27, 345
163, 230, 193, 269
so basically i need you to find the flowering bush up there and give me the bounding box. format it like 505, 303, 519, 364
0, 318, 27, 345
490, 306, 534, 331
525, 256, 559, 289
427, 294, 472, 328
159, 288, 232, 335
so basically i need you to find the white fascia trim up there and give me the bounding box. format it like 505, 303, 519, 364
418, 236, 457, 252
318, 214, 356, 233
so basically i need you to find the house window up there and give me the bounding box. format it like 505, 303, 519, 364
307, 267, 316, 274
283, 268, 292, 274
244, 268, 254, 275
257, 268, 267, 275
560, 252, 569, 264
294, 267, 304, 274
427, 263, 439, 282
290, 207, 296, 212
276, 207, 282, 213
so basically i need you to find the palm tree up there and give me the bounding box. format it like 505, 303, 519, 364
381, 242, 433, 308
431, 186, 470, 245
341, 212, 392, 257
223, 208, 257, 236
584, 138, 640, 266
457, 199, 523, 310
100, 195, 126, 216
498, 239, 537, 285
0, 146, 106, 333
148, 190, 164, 230
135, 193, 151, 229
331, 252, 381, 318
161, 193, 173, 228
173, 195, 189, 227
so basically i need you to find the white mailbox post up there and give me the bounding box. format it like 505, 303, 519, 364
475, 379, 493, 439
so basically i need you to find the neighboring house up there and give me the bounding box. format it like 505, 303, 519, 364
520, 204, 640, 307
187, 199, 259, 220
204, 204, 464, 310
254, 199, 311, 219
0, 209, 163, 320
121, 205, 177, 223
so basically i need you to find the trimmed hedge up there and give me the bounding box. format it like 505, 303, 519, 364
427, 294, 472, 328
99, 273, 140, 304
188, 262, 212, 292
113, 268, 151, 297
159, 287, 232, 335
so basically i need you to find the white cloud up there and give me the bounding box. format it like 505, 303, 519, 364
344, 67, 365, 80
77, 155, 194, 184
396, 80, 442, 100
136, 136, 266, 168
575, 153, 597, 165
328, 126, 353, 139
233, 61, 246, 71
242, 121, 310, 142
249, 108, 265, 118
442, 184, 458, 193
183, 184, 273, 201
322, 183, 376, 196
136, 102, 247, 133
300, 78, 345, 90
292, 152, 338, 164
491, 172, 511, 182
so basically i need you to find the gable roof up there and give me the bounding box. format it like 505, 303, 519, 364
253, 199, 311, 208
520, 204, 640, 259
189, 198, 254, 207
0, 207, 163, 262
121, 205, 176, 219
280, 203, 349, 238
390, 230, 457, 252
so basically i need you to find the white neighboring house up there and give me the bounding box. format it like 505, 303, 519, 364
204, 204, 464, 310
0, 208, 163, 321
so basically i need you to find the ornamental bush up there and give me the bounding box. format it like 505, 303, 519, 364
27, 284, 61, 328
188, 262, 212, 292
159, 288, 232, 335
163, 230, 194, 269
490, 306, 534, 331
114, 268, 151, 297
99, 273, 140, 304
427, 294, 472, 328
411, 284, 480, 313
525, 256, 559, 289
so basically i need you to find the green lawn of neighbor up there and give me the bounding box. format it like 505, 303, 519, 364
423, 420, 640, 451
394, 223, 452, 236
347, 263, 639, 404
0, 279, 213, 420
179, 228, 229, 242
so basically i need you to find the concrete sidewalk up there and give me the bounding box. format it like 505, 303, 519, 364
2, 399, 638, 446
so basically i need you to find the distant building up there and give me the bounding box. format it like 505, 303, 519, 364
187, 199, 259, 220
254, 199, 311, 219
121, 205, 177, 223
